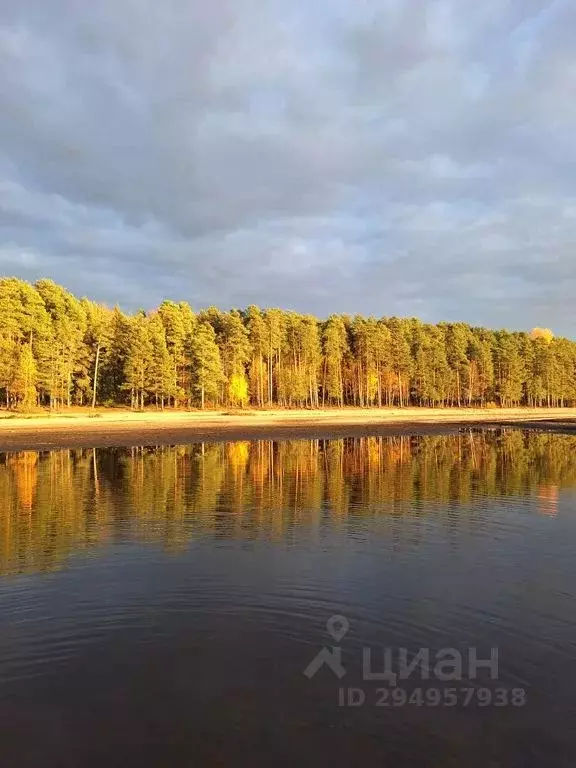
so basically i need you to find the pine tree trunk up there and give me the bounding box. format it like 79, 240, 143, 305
91, 342, 101, 409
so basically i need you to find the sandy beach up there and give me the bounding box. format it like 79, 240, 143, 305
0, 407, 575, 451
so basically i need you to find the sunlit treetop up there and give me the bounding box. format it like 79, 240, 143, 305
530, 328, 554, 343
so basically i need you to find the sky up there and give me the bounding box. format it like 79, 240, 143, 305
0, 0, 575, 335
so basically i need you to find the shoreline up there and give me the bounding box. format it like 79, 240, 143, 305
0, 407, 575, 451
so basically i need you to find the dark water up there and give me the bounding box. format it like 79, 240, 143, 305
1, 430, 576, 767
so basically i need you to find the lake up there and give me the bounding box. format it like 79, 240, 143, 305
1, 430, 576, 767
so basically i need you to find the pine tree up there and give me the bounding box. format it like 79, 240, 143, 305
495, 332, 526, 407
12, 343, 37, 410
443, 322, 470, 407
301, 315, 322, 408
80, 300, 113, 408
468, 332, 494, 406
147, 313, 177, 408
245, 305, 267, 408
157, 300, 195, 407
373, 320, 392, 407
124, 312, 153, 409
386, 318, 412, 407
411, 322, 449, 406
0, 278, 51, 407
190, 321, 224, 408
218, 310, 252, 407
322, 315, 348, 406
36, 279, 86, 408
264, 309, 286, 406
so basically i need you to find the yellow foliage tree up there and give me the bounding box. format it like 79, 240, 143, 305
530, 328, 554, 344
228, 372, 249, 408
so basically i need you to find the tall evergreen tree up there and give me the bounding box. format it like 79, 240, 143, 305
245, 305, 268, 407
218, 310, 252, 407
322, 315, 348, 406
124, 312, 153, 409
386, 317, 412, 407
190, 321, 224, 408
157, 300, 195, 407
147, 313, 177, 408
12, 343, 38, 410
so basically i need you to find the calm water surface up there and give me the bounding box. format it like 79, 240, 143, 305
1, 430, 576, 767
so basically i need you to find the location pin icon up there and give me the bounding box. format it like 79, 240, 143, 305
327, 614, 350, 642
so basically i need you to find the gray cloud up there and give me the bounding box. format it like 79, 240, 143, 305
0, 0, 574, 334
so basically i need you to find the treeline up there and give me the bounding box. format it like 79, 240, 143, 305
1, 432, 573, 575
1, 276, 575, 410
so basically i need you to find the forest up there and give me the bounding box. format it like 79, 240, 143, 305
0, 276, 574, 410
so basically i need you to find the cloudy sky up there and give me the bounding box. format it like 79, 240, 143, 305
0, 0, 575, 334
